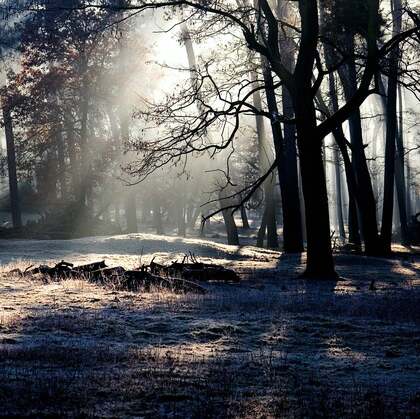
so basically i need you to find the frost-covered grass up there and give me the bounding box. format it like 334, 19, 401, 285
0, 234, 419, 417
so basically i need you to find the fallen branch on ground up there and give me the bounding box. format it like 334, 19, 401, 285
149, 253, 240, 283
8, 255, 240, 294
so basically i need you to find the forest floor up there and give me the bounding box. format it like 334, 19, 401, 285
0, 233, 419, 418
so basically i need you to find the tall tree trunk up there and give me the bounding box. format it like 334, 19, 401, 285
263, 62, 304, 252
297, 128, 335, 277
273, 0, 305, 252
406, 155, 412, 220
321, 26, 358, 246
334, 145, 346, 240
380, 0, 402, 253
338, 34, 380, 253
395, 83, 409, 244
294, 90, 336, 278
348, 194, 361, 244
2, 105, 22, 228
265, 192, 278, 248
250, 68, 278, 248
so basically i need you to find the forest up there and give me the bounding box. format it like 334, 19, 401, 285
0, 0, 419, 418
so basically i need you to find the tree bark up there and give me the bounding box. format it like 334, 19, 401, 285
240, 203, 250, 229
256, 206, 268, 247
250, 67, 278, 248
334, 144, 346, 240
294, 90, 336, 278
263, 62, 304, 252
297, 125, 335, 278
219, 190, 239, 245
395, 83, 409, 244
2, 105, 22, 228
380, 0, 402, 253
406, 154, 412, 220
338, 34, 380, 253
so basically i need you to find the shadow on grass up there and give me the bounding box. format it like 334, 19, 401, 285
1, 267, 419, 417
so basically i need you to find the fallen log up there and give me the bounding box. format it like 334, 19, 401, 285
72, 261, 107, 275
124, 270, 206, 294
12, 261, 74, 279
150, 260, 240, 283
88, 267, 126, 284
8, 260, 206, 294
8, 255, 239, 294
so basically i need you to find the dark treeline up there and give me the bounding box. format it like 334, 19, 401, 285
0, 0, 419, 278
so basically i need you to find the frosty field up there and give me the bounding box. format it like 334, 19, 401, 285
0, 234, 419, 418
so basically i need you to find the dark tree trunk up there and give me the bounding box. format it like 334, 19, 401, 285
265, 186, 278, 248
338, 34, 380, 253
406, 157, 412, 220
2, 105, 22, 228
297, 129, 335, 277
240, 203, 250, 229
294, 92, 336, 278
381, 83, 397, 252
220, 206, 239, 245
322, 33, 357, 245
395, 84, 409, 244
256, 206, 268, 248
282, 89, 304, 250
334, 145, 346, 240
380, 0, 402, 253
290, 0, 335, 276
348, 196, 361, 244
263, 62, 304, 252
250, 68, 278, 249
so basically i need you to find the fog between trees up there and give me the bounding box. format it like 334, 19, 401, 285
0, 0, 419, 278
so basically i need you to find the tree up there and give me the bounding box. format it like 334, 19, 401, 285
54, 0, 419, 277
381, 0, 403, 253
1, 101, 22, 228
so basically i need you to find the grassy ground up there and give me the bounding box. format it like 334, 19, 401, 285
0, 235, 419, 418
